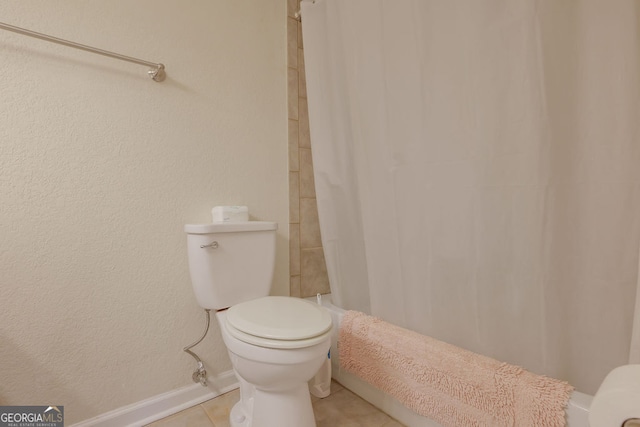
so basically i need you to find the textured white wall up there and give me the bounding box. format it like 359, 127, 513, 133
0, 1, 287, 424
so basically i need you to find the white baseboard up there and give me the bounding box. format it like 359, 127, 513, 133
71, 370, 239, 427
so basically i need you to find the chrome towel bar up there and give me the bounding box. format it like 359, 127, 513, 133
0, 21, 166, 82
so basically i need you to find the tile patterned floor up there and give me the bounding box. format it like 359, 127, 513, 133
145, 380, 404, 427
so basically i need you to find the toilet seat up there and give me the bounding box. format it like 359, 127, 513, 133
225, 296, 332, 349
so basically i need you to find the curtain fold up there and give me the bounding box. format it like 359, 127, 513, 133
302, 0, 640, 394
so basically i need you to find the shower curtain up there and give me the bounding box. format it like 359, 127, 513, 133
301, 0, 640, 395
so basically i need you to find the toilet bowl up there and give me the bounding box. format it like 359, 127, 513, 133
184, 221, 331, 427
217, 297, 332, 427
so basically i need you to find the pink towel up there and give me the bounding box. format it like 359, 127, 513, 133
339, 311, 574, 427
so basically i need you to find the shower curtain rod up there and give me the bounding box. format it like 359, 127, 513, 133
0, 21, 166, 82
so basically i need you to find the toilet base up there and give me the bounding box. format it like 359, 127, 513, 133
230, 375, 253, 427
230, 401, 250, 427
231, 383, 316, 427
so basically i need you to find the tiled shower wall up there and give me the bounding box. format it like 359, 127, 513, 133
287, 0, 331, 298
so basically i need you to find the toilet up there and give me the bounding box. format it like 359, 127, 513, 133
184, 221, 332, 427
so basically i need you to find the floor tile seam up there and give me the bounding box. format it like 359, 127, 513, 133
199, 402, 219, 426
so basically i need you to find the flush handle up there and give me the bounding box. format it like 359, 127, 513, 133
200, 241, 219, 249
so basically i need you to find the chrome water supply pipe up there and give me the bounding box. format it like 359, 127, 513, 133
183, 309, 211, 387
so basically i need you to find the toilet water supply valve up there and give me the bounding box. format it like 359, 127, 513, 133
183, 308, 212, 387
192, 361, 207, 387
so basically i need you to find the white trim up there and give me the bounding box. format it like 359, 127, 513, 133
70, 370, 239, 427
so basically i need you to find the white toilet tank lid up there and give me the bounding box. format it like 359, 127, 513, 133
184, 221, 277, 234
227, 296, 332, 341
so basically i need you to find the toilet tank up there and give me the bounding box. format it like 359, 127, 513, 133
184, 221, 277, 310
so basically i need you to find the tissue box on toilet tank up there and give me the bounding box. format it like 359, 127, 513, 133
211, 206, 249, 222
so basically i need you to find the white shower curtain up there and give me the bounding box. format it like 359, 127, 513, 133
301, 0, 640, 395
